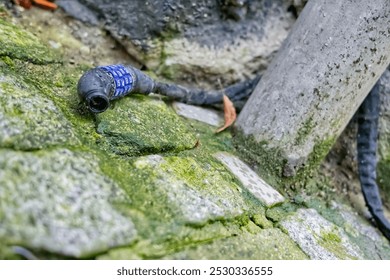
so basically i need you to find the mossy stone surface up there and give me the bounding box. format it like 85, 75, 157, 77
96, 96, 197, 156
124, 154, 266, 226
0, 18, 57, 64
164, 229, 308, 260
0, 75, 79, 150
329, 202, 390, 259
280, 208, 363, 260
0, 149, 137, 258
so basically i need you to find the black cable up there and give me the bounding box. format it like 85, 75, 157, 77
77, 64, 260, 113
357, 80, 390, 241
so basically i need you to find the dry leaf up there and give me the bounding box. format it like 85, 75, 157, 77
33, 0, 58, 10
216, 94, 236, 133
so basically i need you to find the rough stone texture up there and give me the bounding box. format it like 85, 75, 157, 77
280, 208, 364, 259
0, 149, 137, 258
0, 75, 78, 150
214, 152, 285, 207
165, 229, 308, 260
173, 102, 223, 126
235, 0, 390, 177
0, 18, 57, 64
57, 0, 295, 85
330, 202, 390, 259
15, 7, 137, 68
129, 154, 260, 225
96, 96, 197, 156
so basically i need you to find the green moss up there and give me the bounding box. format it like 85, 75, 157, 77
0, 78, 79, 150
0, 59, 115, 149
303, 198, 345, 227
321, 231, 342, 243
318, 230, 357, 260
300, 198, 390, 259
265, 203, 298, 223
162, 156, 217, 189
281, 137, 336, 188
165, 153, 274, 211
163, 229, 308, 260
233, 130, 337, 190
241, 220, 262, 234
153, 26, 182, 80
183, 118, 234, 153
295, 116, 315, 145
251, 213, 273, 229
0, 18, 58, 64
306, 137, 336, 170
161, 155, 237, 191
232, 133, 285, 186
96, 96, 197, 156
97, 221, 233, 259
1, 56, 14, 69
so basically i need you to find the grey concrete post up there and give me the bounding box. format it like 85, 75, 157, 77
234, 0, 390, 177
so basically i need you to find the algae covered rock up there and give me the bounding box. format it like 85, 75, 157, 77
165, 229, 308, 260
280, 208, 363, 260
0, 18, 57, 64
330, 202, 390, 259
96, 96, 197, 156
126, 154, 262, 225
0, 149, 137, 258
0, 75, 78, 150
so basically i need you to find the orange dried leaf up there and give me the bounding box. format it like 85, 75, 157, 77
32, 0, 57, 10
216, 94, 236, 133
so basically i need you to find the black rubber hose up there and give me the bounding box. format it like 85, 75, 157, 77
357, 81, 390, 240
77, 64, 260, 113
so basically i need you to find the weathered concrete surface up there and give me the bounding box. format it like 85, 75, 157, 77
173, 102, 223, 127
57, 0, 296, 85
1, 4, 389, 260
0, 149, 137, 258
235, 0, 390, 178
215, 152, 285, 207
